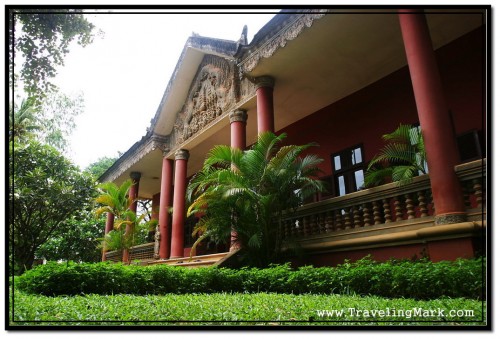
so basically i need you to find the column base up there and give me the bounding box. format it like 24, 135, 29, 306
434, 212, 467, 225
229, 244, 241, 252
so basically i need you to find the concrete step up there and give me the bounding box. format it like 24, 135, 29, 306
169, 260, 219, 268
148, 251, 230, 268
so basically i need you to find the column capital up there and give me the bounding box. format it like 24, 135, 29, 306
175, 149, 190, 161
130, 171, 142, 181
255, 75, 275, 89
229, 109, 248, 124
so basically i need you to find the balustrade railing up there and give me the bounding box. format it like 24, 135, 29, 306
282, 159, 485, 239
105, 242, 155, 262
456, 159, 486, 210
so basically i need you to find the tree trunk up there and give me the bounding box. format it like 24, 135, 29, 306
14, 249, 35, 275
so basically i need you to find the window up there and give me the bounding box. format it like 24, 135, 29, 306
457, 130, 483, 163
331, 145, 365, 197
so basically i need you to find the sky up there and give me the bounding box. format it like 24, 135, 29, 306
48, 10, 277, 169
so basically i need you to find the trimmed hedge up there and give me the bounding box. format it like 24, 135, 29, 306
16, 257, 485, 300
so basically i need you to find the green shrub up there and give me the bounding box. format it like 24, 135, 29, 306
17, 257, 486, 300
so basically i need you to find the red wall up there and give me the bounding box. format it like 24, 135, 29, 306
297, 237, 477, 267
279, 27, 484, 267
278, 27, 485, 176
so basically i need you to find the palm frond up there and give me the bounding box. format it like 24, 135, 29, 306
366, 123, 427, 187
203, 144, 233, 170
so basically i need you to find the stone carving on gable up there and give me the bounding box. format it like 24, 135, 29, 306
174, 55, 237, 145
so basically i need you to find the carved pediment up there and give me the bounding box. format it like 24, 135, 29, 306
173, 55, 237, 145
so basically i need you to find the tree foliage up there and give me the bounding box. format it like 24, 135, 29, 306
9, 91, 85, 154
85, 156, 118, 179
35, 215, 103, 264
9, 139, 97, 274
9, 8, 96, 100
95, 180, 154, 259
37, 91, 85, 152
187, 132, 324, 267
364, 124, 428, 187
9, 96, 41, 142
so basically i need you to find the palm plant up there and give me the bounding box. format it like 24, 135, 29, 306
187, 132, 324, 267
364, 124, 427, 187
95, 179, 150, 262
9, 97, 41, 142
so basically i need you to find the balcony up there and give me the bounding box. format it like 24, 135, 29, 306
281, 159, 485, 253
105, 159, 485, 264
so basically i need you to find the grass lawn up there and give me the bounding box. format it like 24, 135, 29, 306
9, 286, 487, 327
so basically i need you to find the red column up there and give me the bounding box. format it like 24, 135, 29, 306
123, 172, 141, 262
230, 109, 248, 150
159, 156, 174, 259
170, 149, 189, 259
101, 212, 114, 261
128, 172, 141, 214
256, 76, 275, 134
399, 10, 465, 224
229, 109, 248, 251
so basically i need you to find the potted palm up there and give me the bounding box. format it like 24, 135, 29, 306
187, 132, 324, 267
364, 124, 427, 188
95, 179, 152, 263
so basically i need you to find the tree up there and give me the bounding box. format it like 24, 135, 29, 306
9, 8, 97, 101
35, 214, 103, 264
95, 180, 153, 262
9, 91, 85, 155
36, 91, 85, 152
364, 124, 428, 187
9, 139, 97, 274
85, 156, 118, 179
187, 132, 324, 267
9, 96, 41, 142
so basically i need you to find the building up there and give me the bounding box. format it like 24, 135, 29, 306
100, 8, 488, 267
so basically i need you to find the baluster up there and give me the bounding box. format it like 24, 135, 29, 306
461, 182, 471, 209
344, 209, 352, 229
363, 203, 372, 226
318, 212, 326, 234
383, 198, 392, 223
405, 194, 415, 219
325, 210, 334, 232
394, 196, 403, 221
418, 191, 428, 217
334, 209, 343, 230
283, 219, 290, 238
293, 219, 300, 237
309, 214, 318, 235
316, 214, 322, 234
353, 206, 363, 228
303, 215, 310, 236
372, 200, 382, 225
429, 191, 435, 216
473, 179, 483, 207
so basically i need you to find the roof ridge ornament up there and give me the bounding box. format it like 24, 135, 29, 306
238, 25, 248, 46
